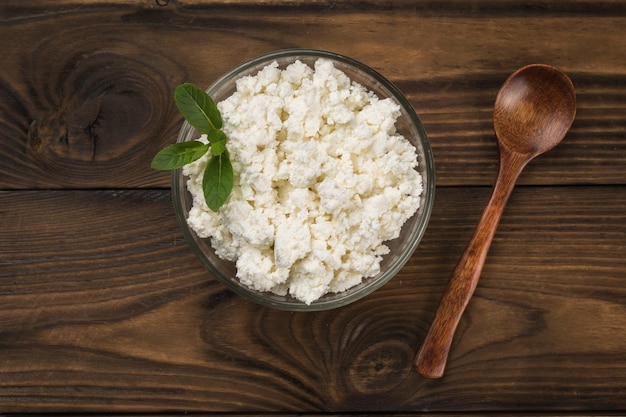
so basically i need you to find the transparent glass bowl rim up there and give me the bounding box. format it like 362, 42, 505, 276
172, 48, 435, 311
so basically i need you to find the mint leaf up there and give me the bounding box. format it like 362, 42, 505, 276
207, 129, 228, 155
174, 83, 223, 134
151, 140, 209, 170
203, 150, 234, 212
153, 83, 234, 211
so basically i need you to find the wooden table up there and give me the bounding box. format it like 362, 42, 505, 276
1, 1, 625, 414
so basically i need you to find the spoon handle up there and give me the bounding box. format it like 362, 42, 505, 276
413, 150, 527, 378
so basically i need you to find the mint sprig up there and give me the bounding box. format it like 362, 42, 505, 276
151, 83, 234, 212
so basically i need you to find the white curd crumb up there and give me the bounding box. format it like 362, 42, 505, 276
182, 58, 423, 304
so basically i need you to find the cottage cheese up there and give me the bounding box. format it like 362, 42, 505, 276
183, 58, 423, 304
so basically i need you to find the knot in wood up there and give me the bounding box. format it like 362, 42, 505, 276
347, 341, 408, 395
21, 30, 186, 185
29, 101, 99, 163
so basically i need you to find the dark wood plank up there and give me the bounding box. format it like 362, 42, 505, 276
1, 185, 625, 412
1, 0, 625, 414
0, 1, 624, 189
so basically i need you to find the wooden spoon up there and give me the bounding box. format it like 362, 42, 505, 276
413, 64, 576, 379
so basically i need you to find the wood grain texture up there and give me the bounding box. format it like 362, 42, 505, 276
0, 1, 624, 188
1, 0, 626, 414
1, 186, 625, 412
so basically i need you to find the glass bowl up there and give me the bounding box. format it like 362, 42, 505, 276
172, 49, 435, 311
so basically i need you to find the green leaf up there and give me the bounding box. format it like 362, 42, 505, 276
151, 140, 210, 170
154, 83, 234, 209
207, 129, 228, 155
174, 83, 223, 134
203, 150, 234, 211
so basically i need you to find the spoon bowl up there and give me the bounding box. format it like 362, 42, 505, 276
413, 64, 576, 378
494, 64, 576, 156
